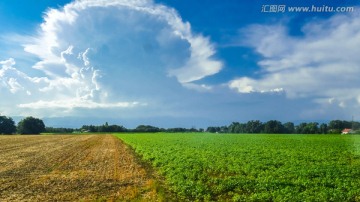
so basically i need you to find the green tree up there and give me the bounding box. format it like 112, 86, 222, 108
328, 120, 351, 131
228, 122, 241, 133
206, 126, 220, 133
305, 122, 319, 134
264, 120, 284, 134
220, 126, 228, 133
45, 127, 74, 133
135, 125, 160, 132
296, 122, 319, 134
283, 122, 295, 134
0, 116, 16, 134
353, 121, 360, 130
17, 117, 45, 135
319, 123, 328, 134
295, 123, 308, 134
246, 120, 263, 133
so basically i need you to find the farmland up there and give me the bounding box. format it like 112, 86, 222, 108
1, 133, 359, 201
0, 135, 162, 201
116, 133, 360, 201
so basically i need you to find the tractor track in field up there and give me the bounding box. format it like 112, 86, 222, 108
0, 135, 163, 201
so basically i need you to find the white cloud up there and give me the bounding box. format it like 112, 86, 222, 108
24, 0, 221, 84
168, 36, 223, 83
18, 99, 142, 109
230, 11, 360, 112
0, 58, 47, 96
0, 58, 16, 67
182, 83, 213, 92
229, 78, 255, 93
229, 77, 284, 94
7, 78, 23, 93
0, 0, 222, 118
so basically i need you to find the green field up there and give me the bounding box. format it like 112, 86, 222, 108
115, 133, 360, 201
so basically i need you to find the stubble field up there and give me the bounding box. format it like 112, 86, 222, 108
0, 135, 162, 201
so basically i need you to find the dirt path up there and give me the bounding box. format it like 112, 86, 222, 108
0, 135, 161, 201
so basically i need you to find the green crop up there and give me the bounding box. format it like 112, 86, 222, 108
115, 133, 360, 201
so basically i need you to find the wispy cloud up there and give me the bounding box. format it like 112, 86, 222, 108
230, 11, 360, 112
18, 99, 143, 109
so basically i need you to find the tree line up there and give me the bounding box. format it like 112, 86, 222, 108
0, 115, 359, 135
206, 120, 360, 134
0, 116, 205, 134
79, 124, 203, 133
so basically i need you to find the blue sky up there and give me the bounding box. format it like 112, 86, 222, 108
1, 0, 360, 128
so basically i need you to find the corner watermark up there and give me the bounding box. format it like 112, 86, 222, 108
261, 5, 355, 13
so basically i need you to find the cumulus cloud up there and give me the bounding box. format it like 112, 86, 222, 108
230, 11, 360, 112
0, 58, 47, 96
0, 0, 222, 117
25, 0, 221, 84
0, 58, 15, 67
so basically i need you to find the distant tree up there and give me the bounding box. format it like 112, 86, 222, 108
296, 122, 319, 134
45, 127, 74, 133
220, 126, 228, 133
283, 122, 295, 134
264, 120, 284, 134
295, 123, 308, 134
353, 122, 360, 130
189, 127, 199, 132
328, 120, 352, 131
80, 123, 127, 133
99, 122, 127, 132
167, 128, 187, 133
206, 127, 220, 133
228, 122, 247, 133
206, 127, 216, 133
81, 125, 97, 132
246, 120, 263, 133
108, 124, 127, 132
17, 117, 45, 135
135, 125, 160, 132
305, 122, 319, 134
319, 123, 328, 134
228, 122, 240, 133
0, 116, 16, 134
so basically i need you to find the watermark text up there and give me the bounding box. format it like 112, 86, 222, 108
261, 5, 355, 13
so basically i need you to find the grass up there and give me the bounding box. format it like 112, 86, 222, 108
115, 133, 360, 201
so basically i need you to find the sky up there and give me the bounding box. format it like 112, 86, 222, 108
0, 0, 360, 128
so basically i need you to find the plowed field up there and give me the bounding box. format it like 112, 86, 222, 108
0, 135, 161, 201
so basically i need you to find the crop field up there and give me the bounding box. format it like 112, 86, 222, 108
116, 133, 360, 201
0, 135, 161, 201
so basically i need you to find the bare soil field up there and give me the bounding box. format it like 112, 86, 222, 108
0, 135, 162, 201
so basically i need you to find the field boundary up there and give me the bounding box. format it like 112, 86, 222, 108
115, 135, 179, 201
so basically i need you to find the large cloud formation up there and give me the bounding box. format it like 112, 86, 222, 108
230, 11, 360, 115
2, 0, 359, 125
0, 0, 222, 117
